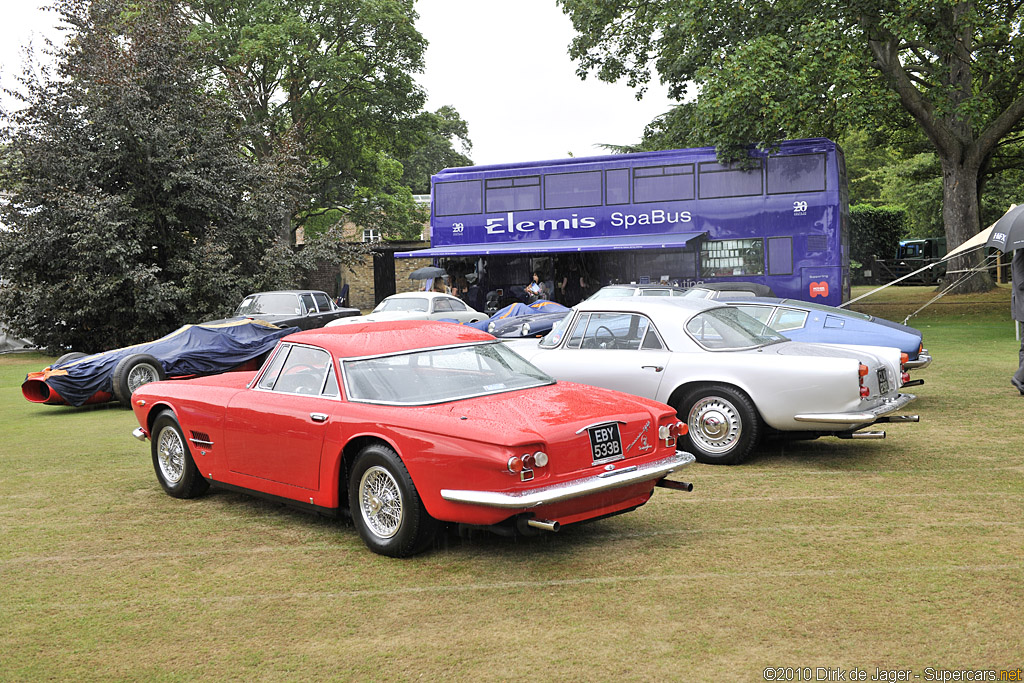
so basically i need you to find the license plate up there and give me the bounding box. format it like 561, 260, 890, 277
588, 423, 624, 464
877, 367, 890, 394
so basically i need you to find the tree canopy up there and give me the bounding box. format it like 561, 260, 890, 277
1, 0, 325, 350
185, 0, 470, 242
559, 0, 1024, 292
1, 0, 473, 351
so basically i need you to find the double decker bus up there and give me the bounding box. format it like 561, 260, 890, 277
396, 138, 849, 307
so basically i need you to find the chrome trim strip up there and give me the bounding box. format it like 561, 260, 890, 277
439, 451, 695, 509
794, 392, 916, 424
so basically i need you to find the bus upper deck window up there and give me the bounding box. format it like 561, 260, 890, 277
766, 153, 826, 194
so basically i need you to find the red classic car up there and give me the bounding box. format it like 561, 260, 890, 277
130, 321, 695, 557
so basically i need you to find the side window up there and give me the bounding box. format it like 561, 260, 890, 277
448, 299, 468, 311
312, 292, 332, 312
299, 293, 316, 314
434, 179, 482, 217
544, 170, 602, 209
580, 313, 649, 350
698, 160, 763, 199
606, 168, 629, 205
640, 326, 664, 350
734, 305, 773, 326
322, 363, 340, 398
633, 164, 695, 203
766, 153, 826, 194
257, 345, 290, 390
770, 308, 809, 331
269, 345, 332, 395
565, 313, 591, 349
433, 298, 455, 313
485, 176, 541, 212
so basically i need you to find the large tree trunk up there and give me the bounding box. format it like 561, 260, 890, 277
940, 157, 992, 293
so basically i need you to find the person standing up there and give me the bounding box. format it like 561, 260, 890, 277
1012, 248, 1024, 394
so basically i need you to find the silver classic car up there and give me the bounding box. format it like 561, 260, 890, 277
507, 298, 918, 465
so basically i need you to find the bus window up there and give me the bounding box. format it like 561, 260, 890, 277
435, 180, 482, 217
767, 153, 826, 194
701, 239, 764, 277
698, 160, 763, 199
486, 176, 540, 212
767, 236, 793, 275
544, 170, 603, 209
606, 168, 629, 205
633, 164, 695, 203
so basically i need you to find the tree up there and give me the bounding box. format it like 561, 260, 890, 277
396, 105, 473, 195
0, 0, 311, 352
185, 0, 466, 242
558, 0, 1024, 292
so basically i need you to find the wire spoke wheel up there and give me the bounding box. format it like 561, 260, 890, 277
358, 465, 405, 539
156, 425, 186, 485
127, 362, 160, 393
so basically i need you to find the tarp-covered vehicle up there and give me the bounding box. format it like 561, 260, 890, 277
22, 320, 297, 407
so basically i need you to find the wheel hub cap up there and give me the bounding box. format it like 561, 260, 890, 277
689, 397, 742, 455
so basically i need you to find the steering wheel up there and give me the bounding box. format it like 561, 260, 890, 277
595, 325, 618, 349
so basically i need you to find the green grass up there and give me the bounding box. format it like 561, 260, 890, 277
2, 285, 1023, 680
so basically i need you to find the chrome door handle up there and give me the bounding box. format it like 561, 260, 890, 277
310, 413, 329, 423
641, 365, 664, 372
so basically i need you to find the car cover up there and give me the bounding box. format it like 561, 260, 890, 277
463, 300, 570, 331
32, 320, 297, 407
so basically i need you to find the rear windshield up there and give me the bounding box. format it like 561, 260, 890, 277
343, 342, 554, 405
236, 293, 300, 316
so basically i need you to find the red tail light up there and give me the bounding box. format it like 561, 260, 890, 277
507, 456, 523, 474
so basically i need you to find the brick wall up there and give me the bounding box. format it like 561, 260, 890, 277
303, 242, 433, 312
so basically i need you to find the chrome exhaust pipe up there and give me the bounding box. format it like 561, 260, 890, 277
875, 415, 919, 423
656, 479, 694, 492
526, 518, 560, 532
838, 430, 886, 440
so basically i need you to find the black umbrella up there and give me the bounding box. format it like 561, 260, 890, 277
985, 204, 1024, 252
408, 266, 447, 280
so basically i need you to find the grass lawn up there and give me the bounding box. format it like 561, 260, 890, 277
2, 285, 1022, 681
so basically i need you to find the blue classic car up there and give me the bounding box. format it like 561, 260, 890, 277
719, 297, 931, 369
485, 300, 571, 338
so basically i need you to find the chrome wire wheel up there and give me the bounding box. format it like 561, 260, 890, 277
358, 465, 404, 539
688, 396, 743, 455
155, 425, 185, 485
127, 362, 161, 393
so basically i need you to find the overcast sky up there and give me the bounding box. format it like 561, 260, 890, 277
0, 0, 676, 166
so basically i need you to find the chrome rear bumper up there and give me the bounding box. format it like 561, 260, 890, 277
794, 392, 917, 425
440, 451, 695, 509
904, 351, 932, 370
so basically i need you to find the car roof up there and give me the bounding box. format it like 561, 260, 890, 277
244, 290, 328, 296
384, 291, 452, 300
285, 320, 493, 358
575, 296, 720, 316
596, 284, 689, 293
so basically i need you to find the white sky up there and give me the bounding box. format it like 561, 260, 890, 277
0, 0, 676, 165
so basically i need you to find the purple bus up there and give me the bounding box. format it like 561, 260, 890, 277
396, 138, 849, 308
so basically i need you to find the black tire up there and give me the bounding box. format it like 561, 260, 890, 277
112, 353, 166, 404
674, 385, 761, 465
54, 351, 87, 367
150, 411, 209, 499
348, 443, 437, 557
